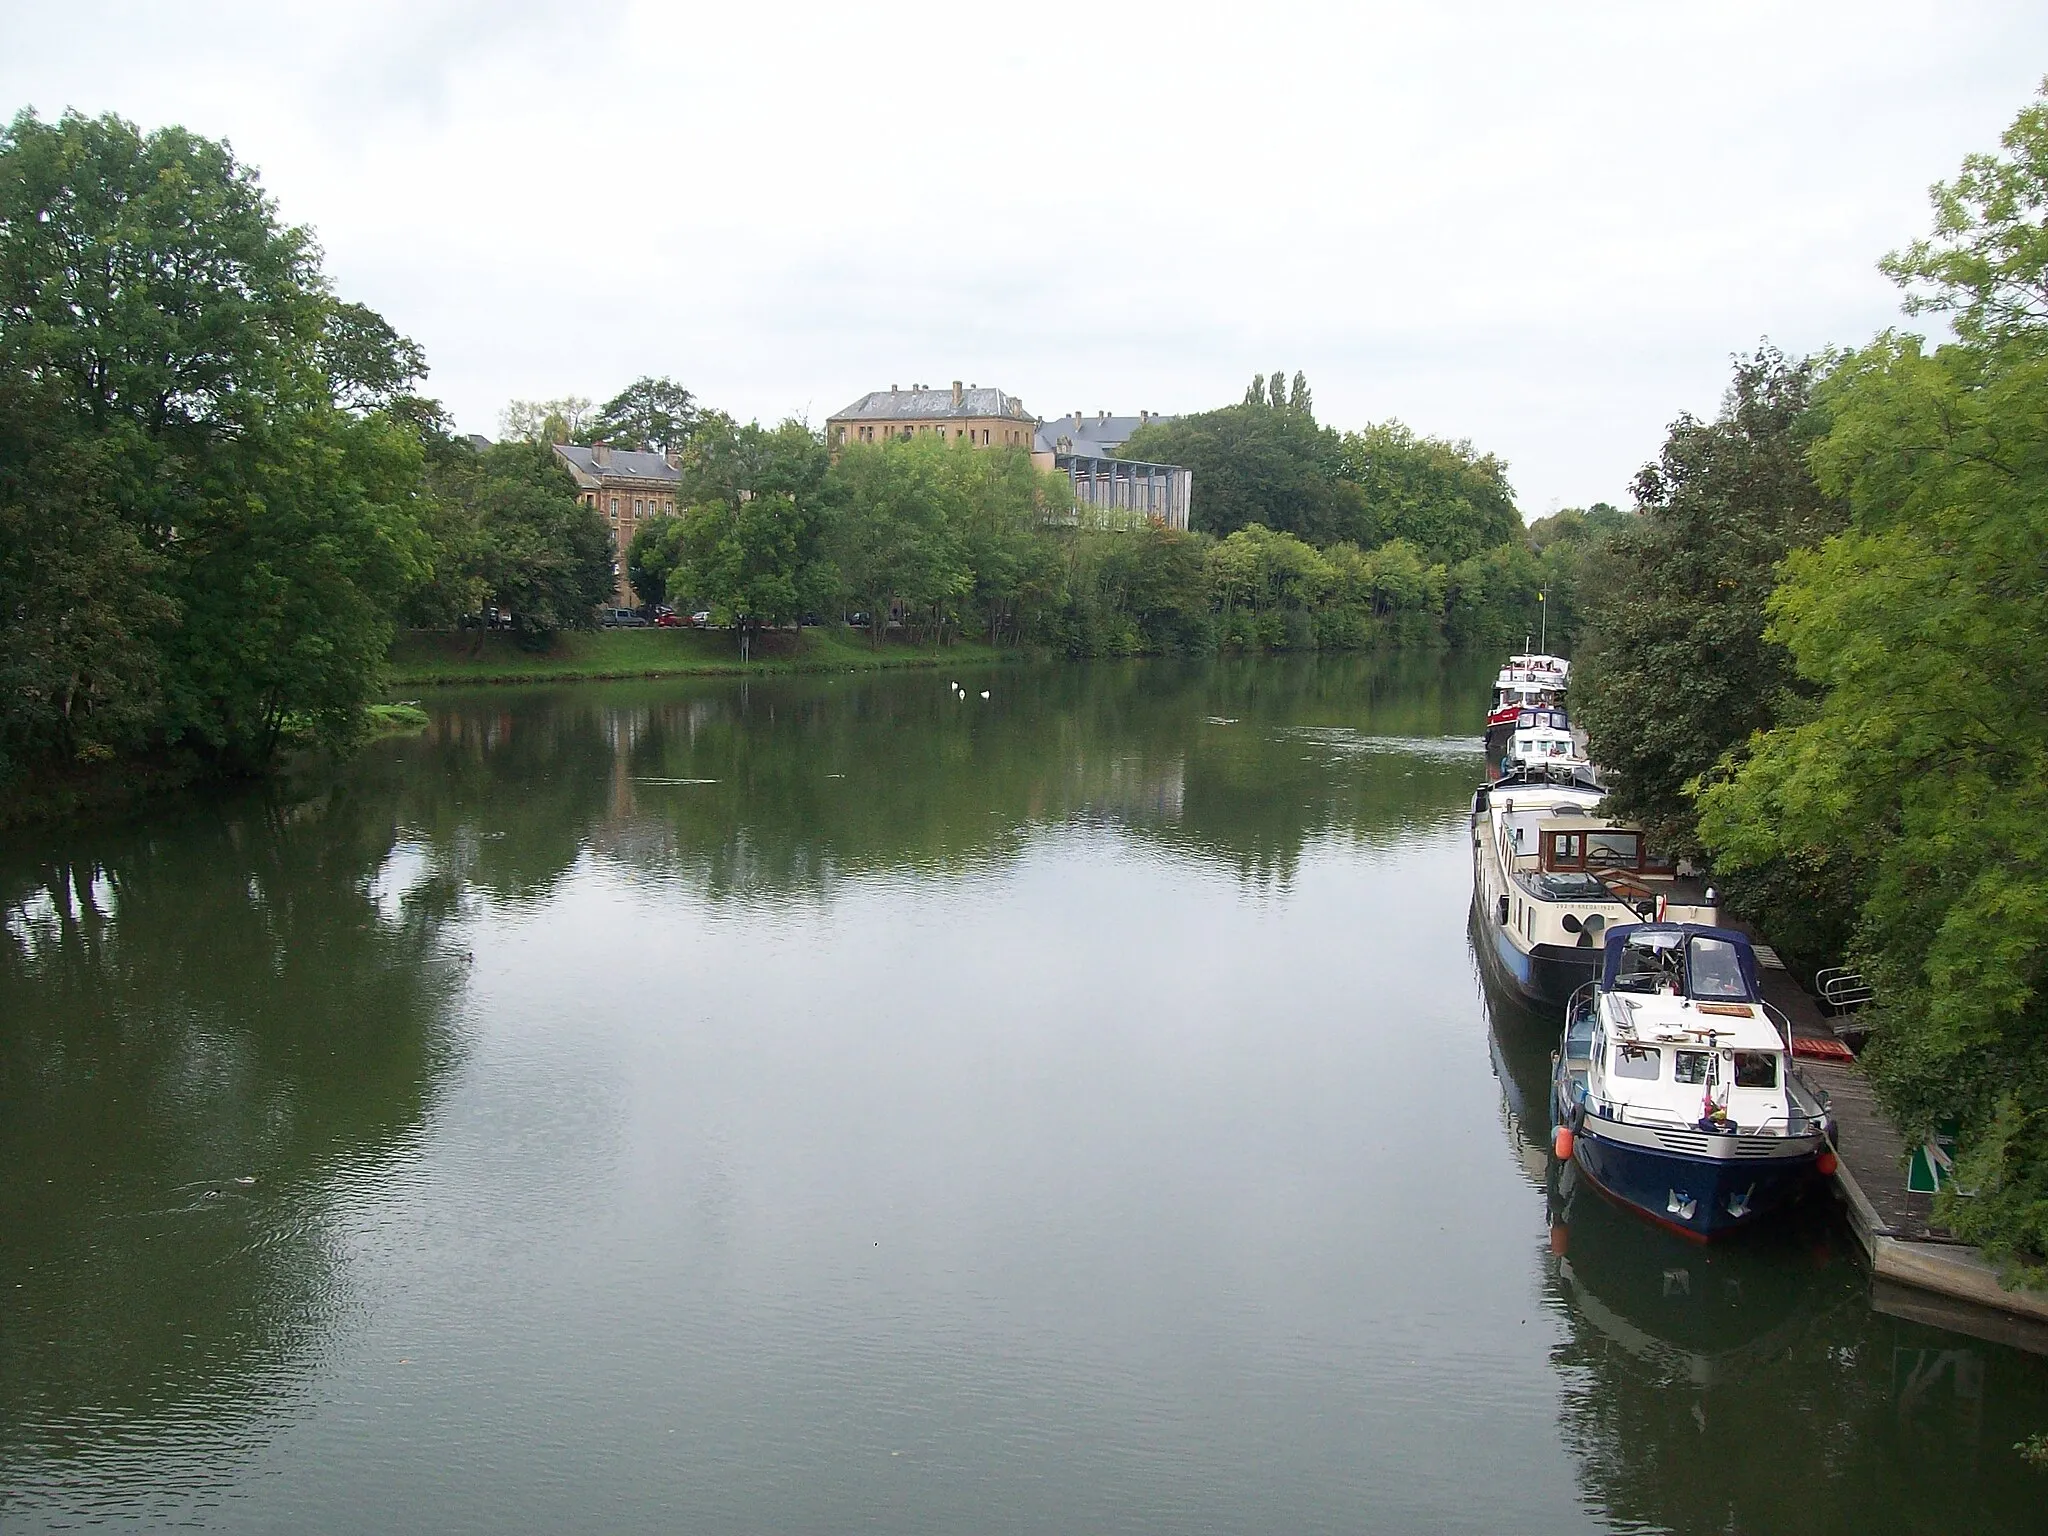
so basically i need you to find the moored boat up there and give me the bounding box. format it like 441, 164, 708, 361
1549, 924, 1836, 1241
1469, 768, 1719, 1009
1485, 653, 1571, 735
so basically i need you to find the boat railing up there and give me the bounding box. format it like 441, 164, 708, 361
1579, 1094, 1826, 1139
1816, 967, 1873, 1014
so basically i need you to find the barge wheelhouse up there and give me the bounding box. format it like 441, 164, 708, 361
1550, 925, 1835, 1241
1470, 767, 1719, 1010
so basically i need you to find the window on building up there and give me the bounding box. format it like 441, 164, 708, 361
610, 497, 619, 516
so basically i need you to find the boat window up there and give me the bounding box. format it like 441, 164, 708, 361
1539, 872, 1606, 899
1544, 832, 1584, 868
1613, 1045, 1661, 1080
1615, 939, 1680, 991
1674, 1050, 1712, 1084
1733, 1051, 1780, 1089
1687, 937, 1750, 1001
1585, 832, 1641, 869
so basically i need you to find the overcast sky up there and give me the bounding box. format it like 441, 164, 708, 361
4, 1, 2044, 514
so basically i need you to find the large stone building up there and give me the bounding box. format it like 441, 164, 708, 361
1032, 410, 1191, 531
826, 382, 1038, 449
552, 442, 682, 605
826, 383, 1193, 531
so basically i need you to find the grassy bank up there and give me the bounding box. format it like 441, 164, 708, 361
386, 627, 1024, 686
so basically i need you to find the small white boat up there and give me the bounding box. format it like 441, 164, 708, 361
1550, 925, 1836, 1240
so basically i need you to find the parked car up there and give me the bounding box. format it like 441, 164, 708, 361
691, 611, 712, 626
655, 612, 684, 627
601, 608, 651, 627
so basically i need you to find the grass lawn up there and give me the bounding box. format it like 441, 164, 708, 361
386, 626, 1024, 686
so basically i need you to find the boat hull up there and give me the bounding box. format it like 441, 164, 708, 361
1565, 1120, 1825, 1240
1473, 900, 1601, 1011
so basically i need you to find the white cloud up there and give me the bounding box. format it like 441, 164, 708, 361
4, 0, 2043, 512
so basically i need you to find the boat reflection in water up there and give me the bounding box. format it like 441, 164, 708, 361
1473, 930, 2048, 1533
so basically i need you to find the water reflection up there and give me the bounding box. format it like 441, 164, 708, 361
386, 653, 1489, 902
0, 790, 464, 1515
1474, 939, 2048, 1534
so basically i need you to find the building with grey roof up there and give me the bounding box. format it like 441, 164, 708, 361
1032, 410, 1190, 531
826, 384, 1193, 530
551, 442, 683, 605
827, 382, 1037, 450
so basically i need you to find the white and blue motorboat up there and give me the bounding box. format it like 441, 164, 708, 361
1550, 924, 1835, 1240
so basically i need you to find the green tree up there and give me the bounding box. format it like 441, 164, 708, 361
590, 375, 698, 453
1573, 346, 1845, 857
1697, 88, 2048, 1272
1334, 422, 1522, 563
0, 108, 431, 768
665, 491, 838, 642
1122, 399, 1354, 542
827, 438, 972, 645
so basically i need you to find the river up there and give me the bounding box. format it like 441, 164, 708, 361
3, 656, 2043, 1533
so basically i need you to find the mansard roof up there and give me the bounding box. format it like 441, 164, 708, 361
552, 443, 681, 487
829, 386, 1031, 422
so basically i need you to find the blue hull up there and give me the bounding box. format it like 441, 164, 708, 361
1572, 1127, 1822, 1240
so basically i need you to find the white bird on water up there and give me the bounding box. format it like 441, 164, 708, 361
980, 691, 990, 699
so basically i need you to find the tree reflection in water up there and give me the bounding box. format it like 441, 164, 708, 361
0, 785, 464, 1514
388, 654, 1493, 907
1473, 939, 2048, 1534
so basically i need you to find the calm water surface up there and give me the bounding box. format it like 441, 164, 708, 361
3, 657, 2044, 1533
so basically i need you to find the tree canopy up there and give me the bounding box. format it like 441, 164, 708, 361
1694, 88, 2048, 1272
0, 107, 428, 772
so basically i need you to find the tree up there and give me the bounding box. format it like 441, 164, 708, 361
627, 515, 689, 611
0, 108, 431, 767
1121, 400, 1352, 541
464, 442, 615, 641
0, 380, 173, 778
1573, 346, 1845, 857
1697, 87, 2048, 1273
590, 376, 697, 453
828, 438, 971, 645
499, 396, 594, 444
665, 492, 838, 641
1335, 422, 1522, 563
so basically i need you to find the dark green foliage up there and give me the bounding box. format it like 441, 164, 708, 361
589, 375, 697, 453
1335, 423, 1522, 562
1122, 382, 1520, 563
1122, 395, 1353, 542
432, 441, 614, 642
0, 107, 429, 777
1574, 346, 1846, 856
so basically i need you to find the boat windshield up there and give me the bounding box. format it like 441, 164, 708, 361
1687, 937, 1750, 1001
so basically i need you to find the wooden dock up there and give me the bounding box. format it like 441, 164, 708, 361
1740, 934, 2048, 1347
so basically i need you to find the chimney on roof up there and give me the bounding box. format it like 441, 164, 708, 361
1140, 410, 1149, 424
890, 384, 898, 396
952, 379, 963, 409
665, 450, 681, 470
592, 442, 611, 467
1099, 410, 1108, 424
1072, 411, 1082, 429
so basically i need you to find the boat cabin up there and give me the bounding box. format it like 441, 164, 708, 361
1569, 925, 1805, 1135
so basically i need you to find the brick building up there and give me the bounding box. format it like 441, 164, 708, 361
826, 382, 1037, 450
552, 443, 682, 605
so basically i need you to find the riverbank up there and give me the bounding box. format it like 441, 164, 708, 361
386, 627, 1027, 686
